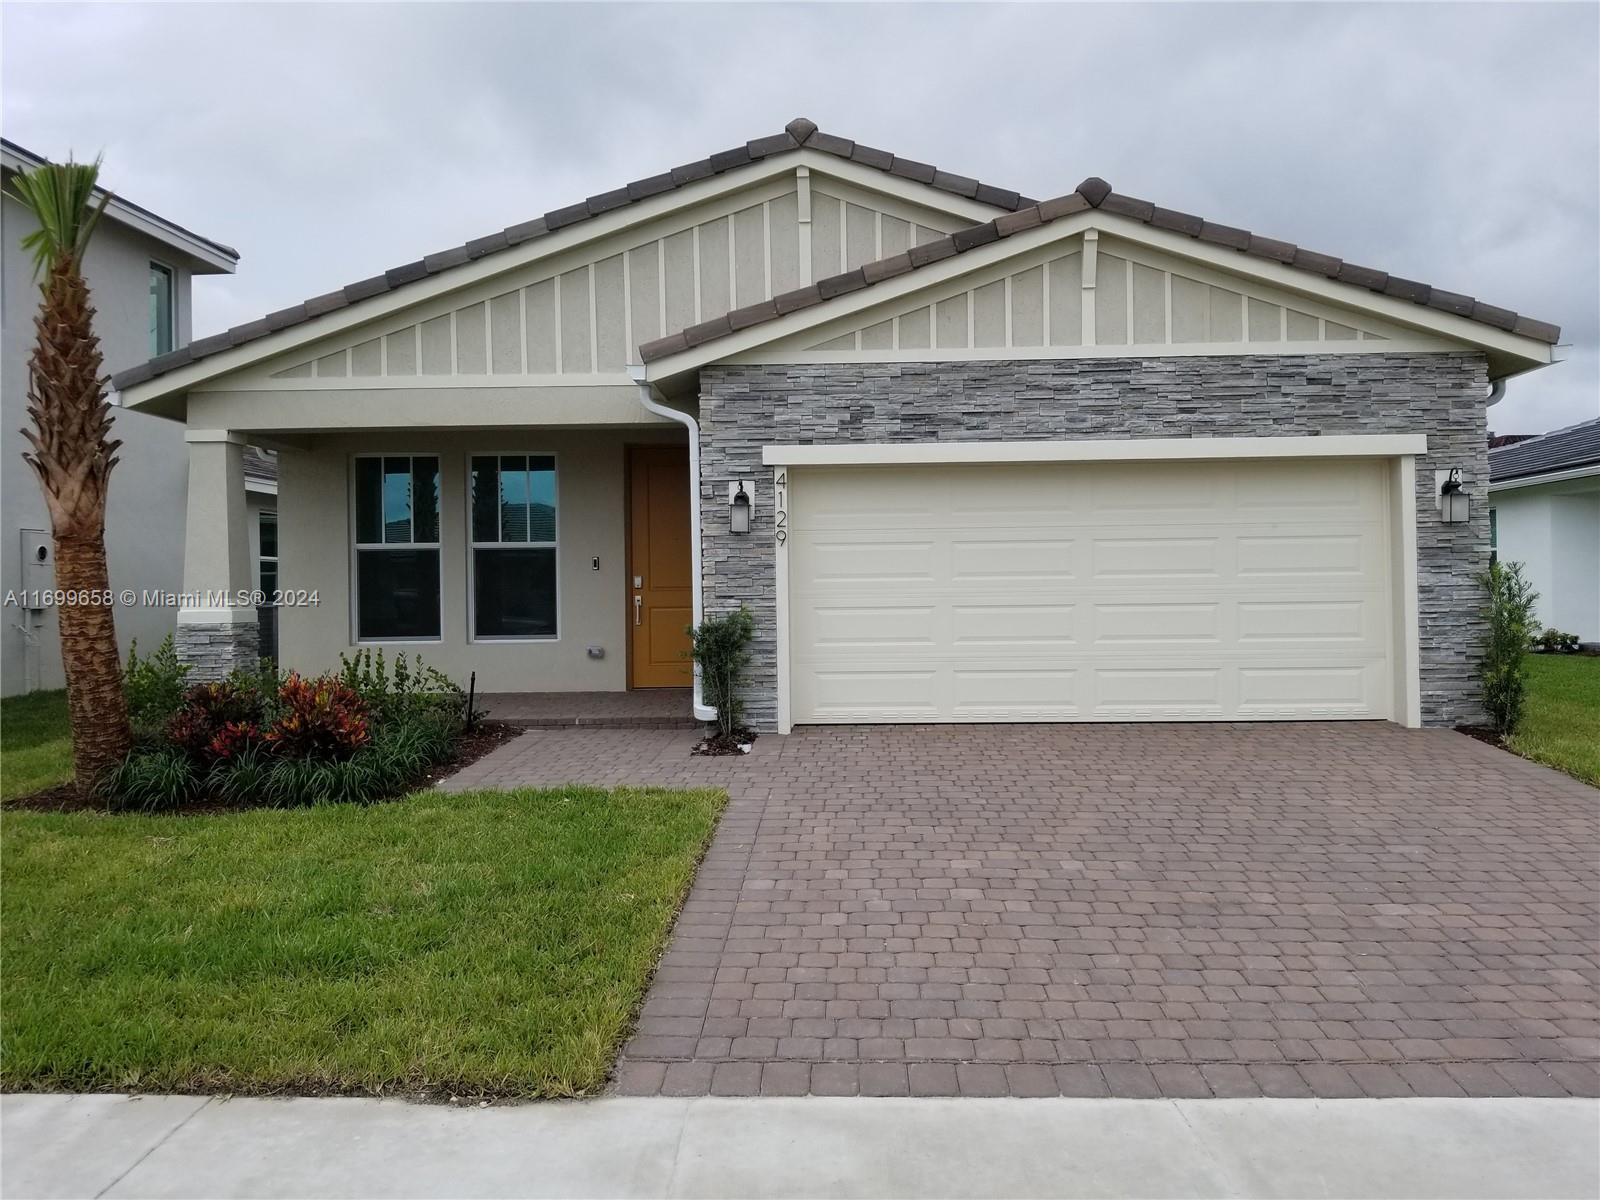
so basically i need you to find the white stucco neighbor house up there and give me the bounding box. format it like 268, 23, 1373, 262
112, 119, 1562, 732
1489, 418, 1600, 643
0, 139, 266, 696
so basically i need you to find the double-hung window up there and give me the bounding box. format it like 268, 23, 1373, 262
353, 455, 440, 641
149, 262, 175, 356
470, 454, 557, 640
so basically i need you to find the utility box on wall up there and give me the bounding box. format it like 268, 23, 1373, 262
19, 530, 52, 600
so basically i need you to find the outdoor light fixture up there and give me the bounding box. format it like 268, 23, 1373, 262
1439, 467, 1469, 524
730, 481, 752, 535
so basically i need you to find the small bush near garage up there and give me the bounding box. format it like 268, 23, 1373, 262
66, 649, 501, 813
689, 605, 756, 751
1478, 561, 1539, 738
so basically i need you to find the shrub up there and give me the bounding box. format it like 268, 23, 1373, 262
260, 756, 388, 807
123, 636, 190, 737
688, 606, 755, 740
1479, 561, 1539, 738
98, 749, 199, 813
338, 648, 466, 733
209, 745, 275, 806
207, 720, 264, 763
166, 679, 266, 761
1533, 627, 1581, 653
263, 674, 370, 761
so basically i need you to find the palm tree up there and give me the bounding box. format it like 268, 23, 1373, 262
13, 156, 132, 796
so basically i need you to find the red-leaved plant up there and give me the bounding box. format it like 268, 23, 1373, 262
208, 720, 263, 763
264, 673, 370, 761
167, 680, 264, 760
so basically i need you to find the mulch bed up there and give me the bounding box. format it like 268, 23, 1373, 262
692, 729, 757, 756
1455, 725, 1504, 749
5, 721, 524, 815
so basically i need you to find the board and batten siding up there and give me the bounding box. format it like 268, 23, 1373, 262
788, 235, 1425, 358
265, 180, 968, 382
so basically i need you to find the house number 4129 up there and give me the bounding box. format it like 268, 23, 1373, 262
774, 471, 788, 545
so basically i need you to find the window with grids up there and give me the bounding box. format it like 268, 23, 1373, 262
353, 455, 440, 641
470, 454, 557, 640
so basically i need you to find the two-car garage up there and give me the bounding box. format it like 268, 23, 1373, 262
773, 439, 1421, 729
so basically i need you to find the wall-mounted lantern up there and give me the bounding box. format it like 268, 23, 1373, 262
1439, 467, 1469, 524
729, 481, 753, 535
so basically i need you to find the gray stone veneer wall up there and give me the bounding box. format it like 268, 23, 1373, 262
697, 352, 1491, 732
176, 621, 260, 682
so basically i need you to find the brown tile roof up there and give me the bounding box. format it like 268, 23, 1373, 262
112, 119, 1031, 391
639, 178, 1562, 363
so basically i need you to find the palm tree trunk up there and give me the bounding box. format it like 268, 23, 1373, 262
23, 254, 133, 797
53, 531, 130, 788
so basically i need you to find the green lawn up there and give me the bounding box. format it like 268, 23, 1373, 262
0, 689, 72, 800
1506, 654, 1600, 787
1, 785, 726, 1098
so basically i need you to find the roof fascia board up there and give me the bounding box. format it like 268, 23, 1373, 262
2, 151, 237, 273
1488, 462, 1600, 492
121, 148, 1003, 410
644, 212, 1555, 383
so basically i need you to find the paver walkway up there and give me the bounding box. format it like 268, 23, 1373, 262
443, 722, 1600, 1098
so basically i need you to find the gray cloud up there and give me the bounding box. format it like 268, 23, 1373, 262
4, 1, 1595, 432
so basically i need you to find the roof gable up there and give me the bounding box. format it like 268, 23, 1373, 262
640, 178, 1560, 382
114, 119, 1024, 399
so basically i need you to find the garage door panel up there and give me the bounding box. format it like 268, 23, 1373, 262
1092, 537, 1220, 579
787, 460, 1393, 724
1092, 602, 1220, 645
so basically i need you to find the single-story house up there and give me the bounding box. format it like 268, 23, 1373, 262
1489, 418, 1599, 643
113, 119, 1561, 732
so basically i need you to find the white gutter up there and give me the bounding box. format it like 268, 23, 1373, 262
630, 372, 715, 723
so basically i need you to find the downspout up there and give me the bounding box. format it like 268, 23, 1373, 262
1486, 379, 1506, 406
631, 370, 716, 723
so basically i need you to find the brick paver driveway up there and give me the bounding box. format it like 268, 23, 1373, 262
444, 722, 1599, 1098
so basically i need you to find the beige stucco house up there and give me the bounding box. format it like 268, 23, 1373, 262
114, 119, 1560, 731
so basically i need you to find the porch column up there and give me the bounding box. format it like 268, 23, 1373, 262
175, 429, 257, 680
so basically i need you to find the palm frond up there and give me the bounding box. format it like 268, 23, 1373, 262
11, 155, 110, 276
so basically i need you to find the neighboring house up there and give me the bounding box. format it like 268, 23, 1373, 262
1489, 418, 1600, 643
113, 118, 1561, 732
2, 138, 240, 695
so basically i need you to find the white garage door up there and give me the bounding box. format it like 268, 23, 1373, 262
786, 458, 1395, 724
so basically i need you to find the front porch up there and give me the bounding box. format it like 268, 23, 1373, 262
479, 689, 697, 729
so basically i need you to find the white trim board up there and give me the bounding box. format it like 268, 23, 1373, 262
762, 434, 1428, 467
1488, 463, 1600, 493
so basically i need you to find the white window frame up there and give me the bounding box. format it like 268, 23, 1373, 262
149, 259, 177, 357
467, 451, 560, 643
349, 453, 443, 645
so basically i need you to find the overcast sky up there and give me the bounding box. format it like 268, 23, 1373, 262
4, 1, 1596, 433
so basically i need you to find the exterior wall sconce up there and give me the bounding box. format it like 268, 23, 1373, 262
1439, 467, 1469, 524
729, 480, 753, 535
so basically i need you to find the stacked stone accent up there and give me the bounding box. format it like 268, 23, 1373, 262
175, 621, 260, 682
697, 352, 1491, 732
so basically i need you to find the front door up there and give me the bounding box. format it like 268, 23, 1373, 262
627, 445, 694, 688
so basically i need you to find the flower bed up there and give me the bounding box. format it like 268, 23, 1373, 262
96, 642, 494, 811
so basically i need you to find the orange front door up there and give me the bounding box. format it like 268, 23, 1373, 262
627, 445, 694, 688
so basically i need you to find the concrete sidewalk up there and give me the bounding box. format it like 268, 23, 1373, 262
4, 1094, 1596, 1199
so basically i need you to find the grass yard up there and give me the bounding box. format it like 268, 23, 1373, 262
1506, 654, 1600, 787
0, 689, 72, 801
2, 785, 726, 1098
